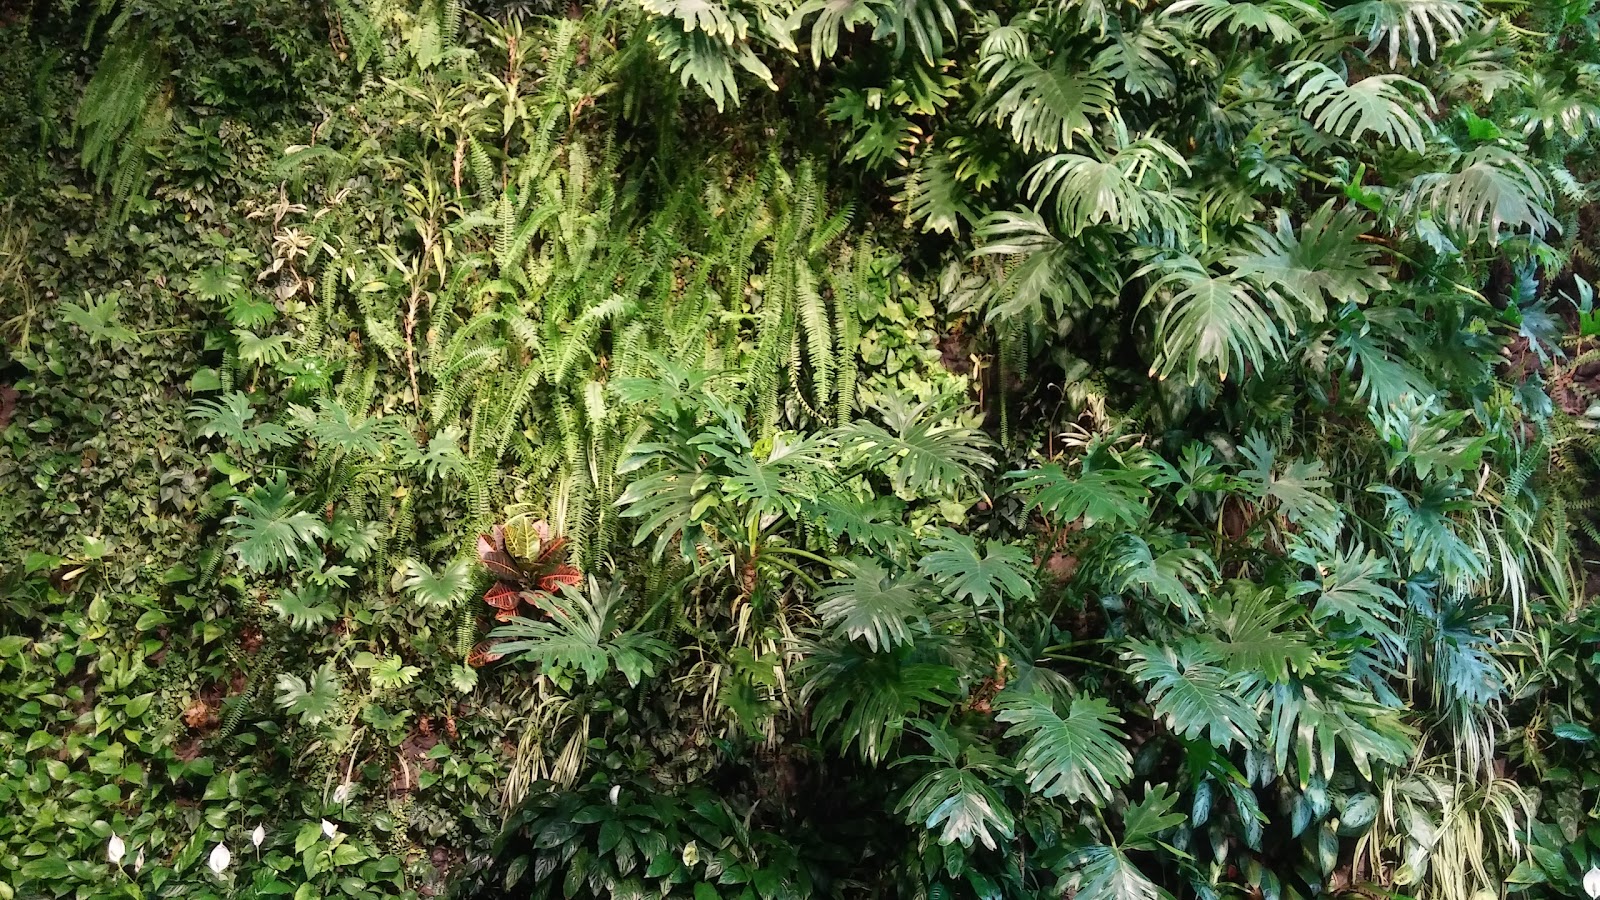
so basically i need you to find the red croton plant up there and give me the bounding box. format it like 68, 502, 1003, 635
478, 519, 582, 621
467, 520, 581, 668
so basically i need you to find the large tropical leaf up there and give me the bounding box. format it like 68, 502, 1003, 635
898, 766, 1016, 850
876, 0, 960, 64
1203, 587, 1317, 683
401, 557, 475, 609
971, 210, 1100, 324
275, 663, 342, 726
1140, 256, 1283, 383
1105, 534, 1215, 620
836, 395, 995, 496
802, 648, 961, 763
288, 398, 405, 458
1266, 679, 1416, 783
1286, 61, 1435, 153
978, 34, 1115, 153
995, 693, 1132, 803
1375, 483, 1487, 585
917, 528, 1036, 610
1022, 129, 1191, 236
1067, 845, 1164, 900
802, 492, 912, 553
490, 578, 672, 687
1331, 0, 1478, 66
1168, 0, 1325, 42
893, 149, 974, 235
1009, 462, 1151, 529
1239, 435, 1342, 546
1124, 641, 1262, 749
1094, 15, 1185, 100
796, 0, 877, 65
188, 392, 293, 453
816, 559, 929, 652
1404, 146, 1558, 245
224, 477, 329, 573
1226, 203, 1389, 316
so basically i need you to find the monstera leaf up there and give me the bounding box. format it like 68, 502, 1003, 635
816, 560, 930, 652
917, 529, 1036, 610
489, 578, 670, 687
224, 477, 328, 573
995, 692, 1132, 804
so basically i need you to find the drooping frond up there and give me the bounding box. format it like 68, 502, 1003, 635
1404, 146, 1558, 245
1139, 255, 1284, 383
1021, 127, 1192, 237
1285, 61, 1436, 154
1167, 0, 1326, 43
978, 34, 1115, 153
1331, 0, 1479, 66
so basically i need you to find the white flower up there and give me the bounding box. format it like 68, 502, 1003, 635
134, 849, 145, 873
107, 834, 126, 865
1584, 866, 1600, 900
207, 843, 232, 875
251, 824, 265, 848
608, 785, 620, 805
333, 782, 352, 803
321, 819, 338, 840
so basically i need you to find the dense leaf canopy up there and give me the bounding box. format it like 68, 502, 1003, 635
2, 1, 1600, 899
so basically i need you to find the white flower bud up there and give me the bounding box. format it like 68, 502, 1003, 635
207, 843, 232, 875
321, 819, 338, 840
107, 834, 125, 865
1583, 867, 1600, 900
252, 824, 265, 848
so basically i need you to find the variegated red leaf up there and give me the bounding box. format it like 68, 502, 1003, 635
530, 535, 567, 566
467, 641, 504, 668
480, 550, 523, 582
483, 581, 519, 610
537, 564, 582, 593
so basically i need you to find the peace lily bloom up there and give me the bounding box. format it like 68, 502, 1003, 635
134, 849, 144, 873
321, 819, 339, 840
1583, 866, 1600, 900
207, 842, 232, 875
608, 785, 620, 805
251, 824, 265, 848
333, 782, 352, 803
107, 834, 126, 866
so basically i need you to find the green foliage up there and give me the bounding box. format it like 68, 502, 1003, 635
4, 0, 1600, 898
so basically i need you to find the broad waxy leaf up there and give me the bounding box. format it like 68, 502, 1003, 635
402, 558, 474, 609
917, 529, 1035, 610
1226, 203, 1389, 314
1286, 62, 1436, 153
275, 664, 342, 726
1140, 256, 1284, 383
897, 767, 1016, 851
803, 650, 961, 764
1009, 462, 1151, 529
1124, 641, 1262, 749
996, 693, 1132, 803
1332, 0, 1478, 66
978, 40, 1115, 154
224, 477, 329, 573
837, 396, 994, 497
816, 560, 929, 652
490, 579, 671, 687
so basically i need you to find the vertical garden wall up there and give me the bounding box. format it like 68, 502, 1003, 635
3, 1, 1600, 898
